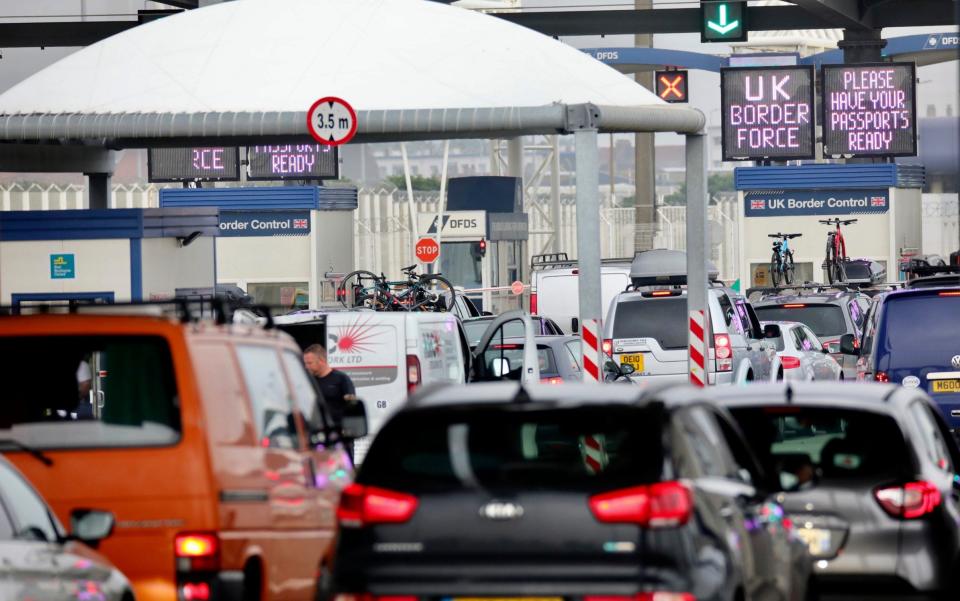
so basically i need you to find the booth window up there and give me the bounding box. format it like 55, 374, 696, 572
247, 282, 309, 310
0, 336, 181, 449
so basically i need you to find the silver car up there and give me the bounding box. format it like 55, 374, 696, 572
0, 456, 133, 601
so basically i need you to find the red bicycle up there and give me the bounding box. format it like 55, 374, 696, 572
820, 218, 857, 284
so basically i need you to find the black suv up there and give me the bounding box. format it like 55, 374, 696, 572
332, 383, 812, 601
671, 382, 960, 600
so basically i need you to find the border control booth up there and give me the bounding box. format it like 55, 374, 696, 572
0, 208, 218, 307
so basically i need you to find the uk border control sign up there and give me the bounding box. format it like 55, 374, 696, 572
307, 97, 357, 146
821, 63, 917, 158
721, 65, 815, 161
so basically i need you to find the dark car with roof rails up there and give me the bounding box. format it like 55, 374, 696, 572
663, 382, 960, 601
751, 288, 871, 380
857, 284, 960, 431
331, 382, 813, 601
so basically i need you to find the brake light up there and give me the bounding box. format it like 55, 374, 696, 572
181, 583, 211, 601
874, 371, 890, 383
541, 376, 564, 384
875, 481, 942, 519
174, 532, 219, 572
585, 595, 695, 601
493, 344, 521, 350
714, 334, 732, 372
939, 291, 960, 296
781, 356, 801, 369
531, 292, 538, 314
337, 483, 419, 527
643, 290, 679, 298
602, 339, 613, 355
406, 355, 421, 394
783, 303, 806, 308
589, 481, 692, 528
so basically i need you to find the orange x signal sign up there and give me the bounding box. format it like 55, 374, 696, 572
655, 70, 689, 103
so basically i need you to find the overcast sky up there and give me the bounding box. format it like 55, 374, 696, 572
0, 0, 955, 151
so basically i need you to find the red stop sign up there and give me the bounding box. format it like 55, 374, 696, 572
415, 237, 440, 264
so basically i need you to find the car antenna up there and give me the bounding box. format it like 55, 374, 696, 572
785, 383, 794, 404
513, 384, 532, 404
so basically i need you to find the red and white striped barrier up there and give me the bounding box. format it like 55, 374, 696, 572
581, 318, 601, 383
689, 310, 706, 387
582, 434, 606, 474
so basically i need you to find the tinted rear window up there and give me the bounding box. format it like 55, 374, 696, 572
360, 406, 664, 492
754, 304, 846, 337
0, 336, 180, 449
728, 407, 911, 490
880, 294, 960, 365
612, 297, 687, 349
464, 320, 543, 346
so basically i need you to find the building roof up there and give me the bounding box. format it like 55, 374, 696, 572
0, 0, 666, 115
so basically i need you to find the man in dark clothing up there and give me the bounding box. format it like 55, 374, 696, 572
303, 344, 356, 426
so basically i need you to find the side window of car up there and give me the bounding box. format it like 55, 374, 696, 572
743, 303, 765, 341
716, 292, 744, 335
564, 341, 582, 372
861, 302, 880, 357
712, 410, 764, 487
848, 299, 865, 332
0, 463, 58, 542
681, 408, 739, 479
909, 401, 954, 473
235, 345, 300, 449
794, 327, 813, 351
281, 350, 330, 432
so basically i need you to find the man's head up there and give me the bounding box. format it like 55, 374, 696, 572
303, 344, 332, 377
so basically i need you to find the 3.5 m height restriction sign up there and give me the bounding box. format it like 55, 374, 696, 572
307, 97, 358, 146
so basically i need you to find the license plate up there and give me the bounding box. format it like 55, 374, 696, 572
795, 527, 832, 556
932, 379, 960, 393
620, 353, 644, 372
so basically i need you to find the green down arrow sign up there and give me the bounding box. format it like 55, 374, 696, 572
701, 1, 748, 43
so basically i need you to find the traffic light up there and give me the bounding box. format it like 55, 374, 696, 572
471, 239, 487, 259
701, 1, 748, 43
655, 70, 689, 103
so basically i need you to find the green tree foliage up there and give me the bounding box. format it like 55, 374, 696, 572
386, 175, 441, 191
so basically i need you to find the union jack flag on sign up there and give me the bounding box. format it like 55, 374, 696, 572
870, 196, 886, 207
750, 199, 765, 210
293, 219, 308, 229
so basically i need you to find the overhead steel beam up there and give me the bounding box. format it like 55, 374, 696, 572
497, 2, 958, 36
790, 0, 870, 30
0, 22, 138, 48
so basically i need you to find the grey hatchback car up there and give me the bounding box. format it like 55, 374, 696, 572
752, 290, 871, 379
661, 382, 960, 600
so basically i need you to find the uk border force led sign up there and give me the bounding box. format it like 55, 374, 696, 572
148, 147, 240, 182
721, 66, 815, 161
821, 63, 917, 158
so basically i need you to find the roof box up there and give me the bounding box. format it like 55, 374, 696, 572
841, 258, 886, 285
630, 249, 719, 287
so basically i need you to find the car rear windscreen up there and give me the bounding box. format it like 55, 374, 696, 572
880, 294, 960, 366
612, 297, 687, 349
754, 304, 846, 337
0, 336, 181, 449
464, 320, 541, 346
360, 406, 663, 492
481, 344, 559, 378
727, 407, 911, 490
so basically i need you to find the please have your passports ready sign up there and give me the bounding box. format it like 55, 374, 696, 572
744, 190, 890, 218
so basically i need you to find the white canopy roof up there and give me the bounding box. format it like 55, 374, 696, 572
0, 0, 665, 115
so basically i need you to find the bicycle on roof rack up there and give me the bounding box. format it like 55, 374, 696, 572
767, 232, 801, 287
820, 218, 858, 285
336, 264, 455, 312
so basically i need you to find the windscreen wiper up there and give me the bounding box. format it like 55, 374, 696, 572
0, 439, 54, 467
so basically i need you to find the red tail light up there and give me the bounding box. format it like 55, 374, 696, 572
874, 371, 890, 383
406, 355, 421, 394
939, 291, 960, 297
783, 303, 806, 308
875, 481, 942, 519
530, 292, 538, 314
181, 582, 211, 601
602, 339, 613, 355
781, 356, 801, 370
337, 483, 419, 527
174, 532, 219, 572
540, 376, 564, 384
714, 334, 732, 372
589, 481, 692, 528
585, 593, 695, 601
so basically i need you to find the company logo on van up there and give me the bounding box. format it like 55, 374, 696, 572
421, 331, 443, 359
328, 318, 381, 355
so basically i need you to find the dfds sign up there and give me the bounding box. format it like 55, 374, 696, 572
744, 190, 889, 218
721, 66, 815, 161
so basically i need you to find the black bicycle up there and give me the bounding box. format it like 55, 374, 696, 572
337, 265, 456, 312
768, 232, 801, 287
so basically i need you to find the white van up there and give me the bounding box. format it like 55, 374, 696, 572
530, 254, 631, 334
274, 309, 470, 462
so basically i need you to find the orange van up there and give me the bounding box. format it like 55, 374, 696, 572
0, 308, 359, 601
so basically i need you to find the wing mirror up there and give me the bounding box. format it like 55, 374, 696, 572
619, 362, 636, 375
763, 324, 782, 339
69, 509, 115, 547
491, 357, 511, 378
571, 317, 580, 333
839, 333, 858, 355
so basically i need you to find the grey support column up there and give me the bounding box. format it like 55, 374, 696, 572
85, 173, 111, 210
685, 133, 710, 385
575, 127, 603, 381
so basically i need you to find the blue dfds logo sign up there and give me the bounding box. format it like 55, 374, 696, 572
745, 190, 889, 218
218, 211, 311, 237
